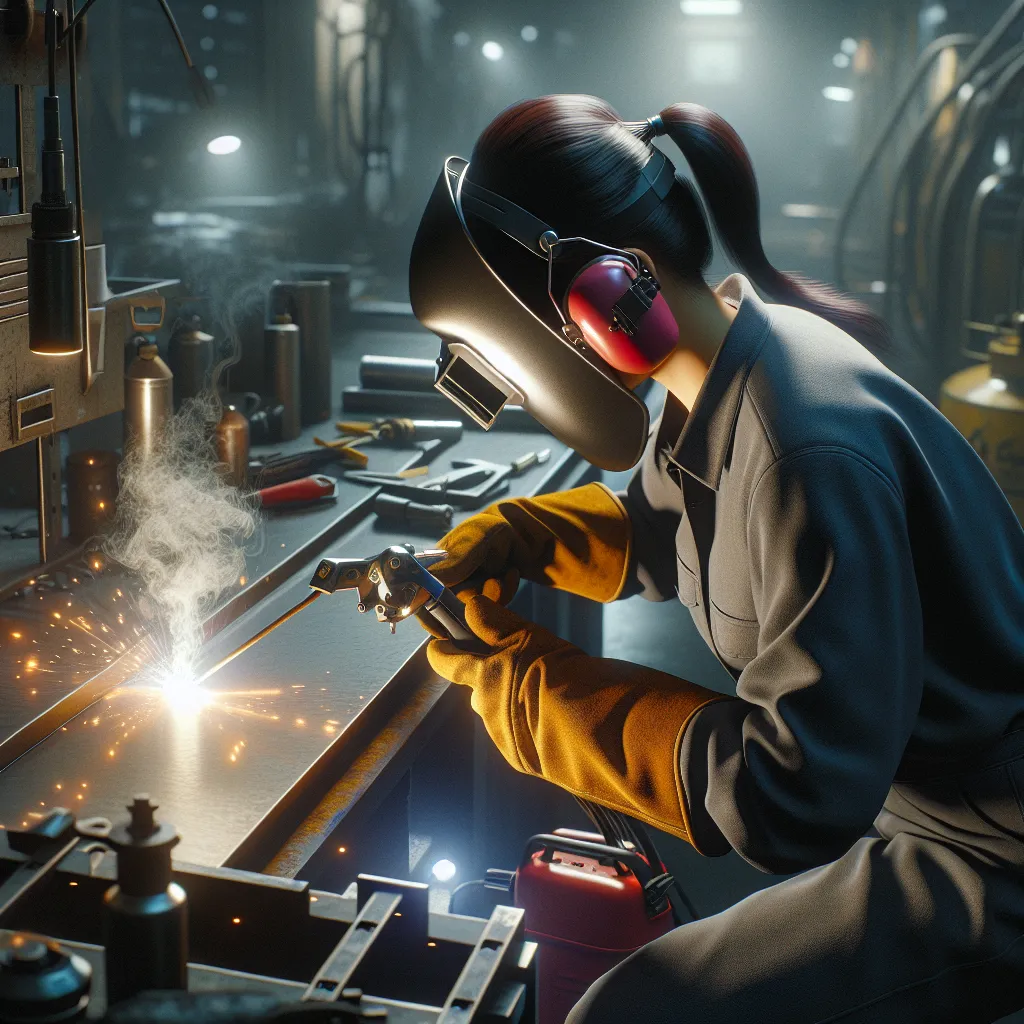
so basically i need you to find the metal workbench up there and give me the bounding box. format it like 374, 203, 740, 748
0, 327, 596, 891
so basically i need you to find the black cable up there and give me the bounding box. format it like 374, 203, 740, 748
920, 44, 1024, 305
908, 46, 1024, 367
834, 32, 978, 290
63, 0, 194, 68
882, 0, 1024, 334
447, 878, 486, 915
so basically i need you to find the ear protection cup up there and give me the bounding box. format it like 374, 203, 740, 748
565, 258, 679, 375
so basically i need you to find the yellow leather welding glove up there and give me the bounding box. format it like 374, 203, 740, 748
427, 595, 730, 846
430, 482, 631, 607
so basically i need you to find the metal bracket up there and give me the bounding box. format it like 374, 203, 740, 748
303, 889, 402, 1002
13, 386, 55, 441
438, 904, 526, 1022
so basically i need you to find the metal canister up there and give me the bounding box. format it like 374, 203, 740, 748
941, 334, 1024, 523
215, 405, 250, 487
269, 280, 331, 425
124, 339, 173, 459
167, 315, 215, 408
265, 313, 301, 440
66, 450, 120, 543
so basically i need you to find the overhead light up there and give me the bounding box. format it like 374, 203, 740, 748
431, 858, 457, 882
840, 37, 858, 55
994, 136, 1011, 168
823, 86, 854, 103
453, 30, 470, 47
681, 0, 742, 14
958, 82, 975, 103
207, 134, 241, 155
521, 25, 538, 42
922, 4, 947, 27
201, 4, 218, 19
870, 280, 887, 294
481, 40, 504, 61
781, 203, 838, 219
833, 52, 850, 68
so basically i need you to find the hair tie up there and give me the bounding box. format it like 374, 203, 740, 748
646, 114, 666, 138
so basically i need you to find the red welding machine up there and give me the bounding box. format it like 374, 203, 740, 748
514, 829, 676, 1024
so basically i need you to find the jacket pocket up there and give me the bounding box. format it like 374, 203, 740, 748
675, 557, 699, 608
709, 600, 760, 663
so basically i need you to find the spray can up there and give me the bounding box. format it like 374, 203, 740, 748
124, 338, 173, 460
102, 796, 188, 1006
265, 313, 301, 441
168, 315, 215, 409
215, 406, 249, 487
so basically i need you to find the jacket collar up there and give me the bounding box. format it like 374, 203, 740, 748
662, 274, 772, 491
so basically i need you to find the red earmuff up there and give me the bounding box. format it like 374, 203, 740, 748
565, 258, 679, 375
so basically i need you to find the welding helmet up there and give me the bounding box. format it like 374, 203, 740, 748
409, 148, 679, 471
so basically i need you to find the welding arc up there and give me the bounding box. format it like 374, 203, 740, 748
194, 591, 321, 685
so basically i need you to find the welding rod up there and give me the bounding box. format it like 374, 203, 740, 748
194, 590, 321, 685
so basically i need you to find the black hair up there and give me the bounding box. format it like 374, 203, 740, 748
469, 94, 889, 352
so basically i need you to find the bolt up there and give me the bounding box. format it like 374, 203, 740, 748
127, 794, 157, 838
345, 568, 359, 580
11, 940, 48, 967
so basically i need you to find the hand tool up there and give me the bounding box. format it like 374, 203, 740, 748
248, 445, 368, 488
258, 474, 337, 509
373, 493, 455, 533
344, 448, 553, 510
309, 544, 484, 649
191, 545, 483, 687
334, 418, 464, 446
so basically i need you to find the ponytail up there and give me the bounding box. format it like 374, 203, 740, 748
656, 103, 890, 352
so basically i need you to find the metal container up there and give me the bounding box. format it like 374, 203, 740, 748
359, 354, 437, 392
124, 340, 173, 460
66, 450, 120, 543
265, 314, 301, 440
269, 280, 331, 425
941, 334, 1024, 524
215, 406, 250, 487
168, 315, 215, 408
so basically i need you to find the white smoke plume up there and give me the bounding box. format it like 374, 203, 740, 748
105, 394, 259, 685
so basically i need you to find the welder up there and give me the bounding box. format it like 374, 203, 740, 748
408, 94, 1024, 1022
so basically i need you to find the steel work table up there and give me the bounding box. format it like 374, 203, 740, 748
0, 329, 595, 882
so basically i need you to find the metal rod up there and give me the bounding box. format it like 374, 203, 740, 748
36, 437, 48, 564
65, 0, 93, 393
14, 85, 26, 214
194, 591, 321, 686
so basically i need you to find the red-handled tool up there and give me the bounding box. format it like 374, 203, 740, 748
258, 474, 337, 509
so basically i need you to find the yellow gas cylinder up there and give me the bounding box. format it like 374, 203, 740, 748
940, 334, 1024, 523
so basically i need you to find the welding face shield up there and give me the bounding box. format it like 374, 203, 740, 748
409, 155, 677, 471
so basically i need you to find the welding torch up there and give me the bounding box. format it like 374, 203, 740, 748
192, 545, 483, 685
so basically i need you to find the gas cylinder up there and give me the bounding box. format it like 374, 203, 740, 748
124, 338, 173, 460
215, 406, 249, 487
941, 332, 1024, 523
167, 315, 215, 409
